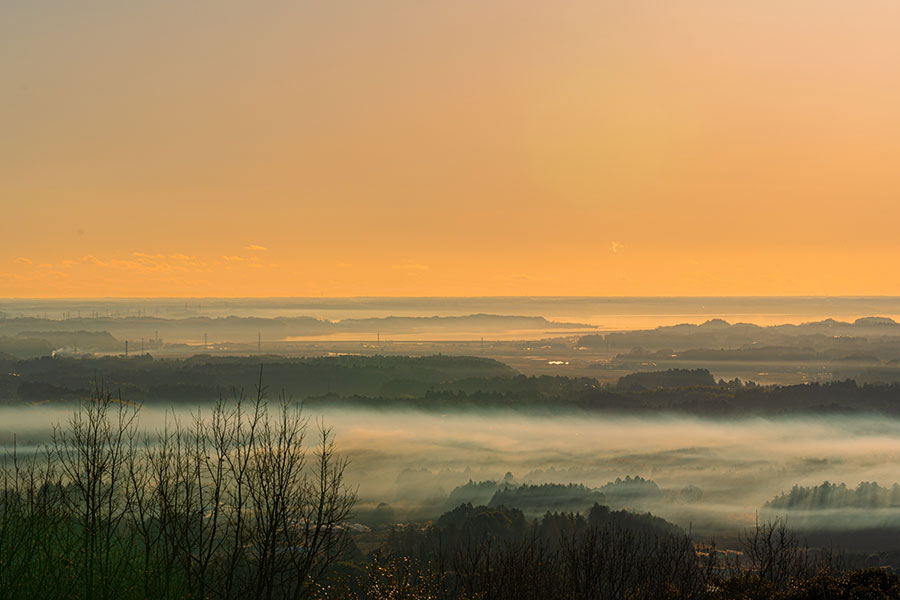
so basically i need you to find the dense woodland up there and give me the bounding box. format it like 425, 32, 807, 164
436, 477, 702, 519
767, 482, 900, 511
5, 354, 900, 416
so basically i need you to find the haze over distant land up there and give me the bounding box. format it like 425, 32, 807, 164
7, 297, 900, 384
0, 312, 593, 346
6, 296, 900, 329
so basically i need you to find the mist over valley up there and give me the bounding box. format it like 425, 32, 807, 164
5, 298, 900, 560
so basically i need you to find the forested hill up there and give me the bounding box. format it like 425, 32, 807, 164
0, 354, 516, 402
4, 355, 900, 416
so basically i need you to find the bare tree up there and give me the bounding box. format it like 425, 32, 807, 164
146, 370, 357, 600
51, 384, 141, 600
0, 369, 356, 600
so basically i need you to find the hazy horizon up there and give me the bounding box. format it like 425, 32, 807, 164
7, 296, 900, 337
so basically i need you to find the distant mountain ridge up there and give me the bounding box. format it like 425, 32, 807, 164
580, 316, 900, 353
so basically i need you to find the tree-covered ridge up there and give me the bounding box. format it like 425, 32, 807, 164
488, 483, 607, 515
0, 354, 517, 402
599, 475, 662, 500
617, 368, 716, 390
393, 501, 683, 559
7, 356, 900, 416
766, 481, 900, 510
442, 476, 701, 518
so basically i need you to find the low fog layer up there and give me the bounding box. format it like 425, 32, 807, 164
4, 404, 900, 537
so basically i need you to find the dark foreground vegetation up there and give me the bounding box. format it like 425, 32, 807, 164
325, 516, 900, 600
0, 381, 356, 600
2, 382, 900, 599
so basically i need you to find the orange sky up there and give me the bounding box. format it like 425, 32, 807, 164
3, 1, 900, 297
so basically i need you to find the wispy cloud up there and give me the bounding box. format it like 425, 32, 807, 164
244, 244, 268, 252
82, 255, 106, 266
69, 253, 212, 273
110, 258, 172, 272
611, 241, 625, 254
11, 251, 271, 280
391, 262, 430, 271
